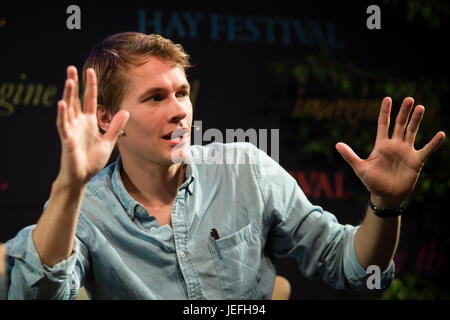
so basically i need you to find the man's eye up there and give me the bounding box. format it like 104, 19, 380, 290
146, 95, 164, 102
176, 91, 189, 98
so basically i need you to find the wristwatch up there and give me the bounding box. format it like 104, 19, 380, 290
368, 199, 404, 218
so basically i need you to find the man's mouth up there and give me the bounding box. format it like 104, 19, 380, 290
162, 128, 189, 146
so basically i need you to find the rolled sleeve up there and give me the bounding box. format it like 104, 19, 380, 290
5, 225, 82, 299
343, 226, 395, 292
41, 241, 79, 283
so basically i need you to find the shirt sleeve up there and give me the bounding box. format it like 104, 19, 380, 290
249, 143, 395, 293
4, 224, 89, 300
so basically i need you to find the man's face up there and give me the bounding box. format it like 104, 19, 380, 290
117, 56, 193, 167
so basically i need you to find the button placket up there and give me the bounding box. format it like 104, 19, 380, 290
171, 197, 203, 299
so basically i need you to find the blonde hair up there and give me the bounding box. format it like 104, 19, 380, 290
82, 32, 191, 114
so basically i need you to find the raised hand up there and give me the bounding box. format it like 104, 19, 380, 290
56, 66, 129, 186
336, 97, 445, 209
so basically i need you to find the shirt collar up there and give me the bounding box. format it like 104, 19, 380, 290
111, 155, 196, 220
179, 162, 195, 195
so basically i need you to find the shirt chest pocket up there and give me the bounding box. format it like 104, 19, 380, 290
207, 220, 261, 299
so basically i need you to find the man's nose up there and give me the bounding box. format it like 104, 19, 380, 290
167, 95, 188, 123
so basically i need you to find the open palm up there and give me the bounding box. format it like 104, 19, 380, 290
56, 66, 129, 186
336, 97, 445, 209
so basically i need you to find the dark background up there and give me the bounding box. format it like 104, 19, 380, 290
1, 1, 449, 299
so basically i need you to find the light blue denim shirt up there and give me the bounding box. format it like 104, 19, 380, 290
5, 142, 394, 299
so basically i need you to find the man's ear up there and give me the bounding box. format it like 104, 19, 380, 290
97, 104, 113, 133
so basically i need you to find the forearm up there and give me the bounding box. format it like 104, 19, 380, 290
354, 197, 401, 271
32, 176, 87, 267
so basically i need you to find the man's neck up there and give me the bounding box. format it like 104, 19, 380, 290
120, 156, 185, 208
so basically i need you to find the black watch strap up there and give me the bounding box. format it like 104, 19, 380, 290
368, 199, 404, 218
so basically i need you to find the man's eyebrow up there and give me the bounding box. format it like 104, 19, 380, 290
180, 83, 191, 90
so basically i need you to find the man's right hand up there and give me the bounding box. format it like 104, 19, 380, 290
56, 66, 129, 187
31, 66, 129, 268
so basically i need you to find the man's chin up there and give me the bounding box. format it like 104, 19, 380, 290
168, 143, 191, 165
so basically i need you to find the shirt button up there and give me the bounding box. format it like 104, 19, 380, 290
136, 206, 142, 213
150, 227, 156, 231
180, 251, 186, 259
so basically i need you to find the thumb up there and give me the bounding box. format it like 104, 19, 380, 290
103, 110, 130, 143
335, 142, 363, 171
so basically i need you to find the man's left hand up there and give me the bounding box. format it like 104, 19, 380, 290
336, 97, 445, 209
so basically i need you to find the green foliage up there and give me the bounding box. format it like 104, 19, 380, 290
384, 0, 449, 29
381, 273, 450, 300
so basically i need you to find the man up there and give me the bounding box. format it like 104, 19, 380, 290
4, 32, 445, 299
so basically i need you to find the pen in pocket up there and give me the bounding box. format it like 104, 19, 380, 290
210, 228, 220, 240
210, 228, 222, 258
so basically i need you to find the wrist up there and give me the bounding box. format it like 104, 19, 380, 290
53, 173, 89, 195
368, 195, 405, 218
369, 194, 403, 210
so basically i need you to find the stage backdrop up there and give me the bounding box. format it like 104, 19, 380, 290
1, 1, 449, 299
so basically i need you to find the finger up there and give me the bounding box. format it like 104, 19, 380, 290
392, 97, 414, 140
335, 142, 363, 172
62, 69, 71, 102
83, 68, 98, 114
404, 105, 425, 146
376, 97, 392, 141
64, 79, 75, 123
62, 66, 76, 100
69, 66, 80, 103
67, 66, 81, 117
103, 110, 130, 144
56, 100, 68, 140
63, 78, 73, 105
417, 131, 446, 162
